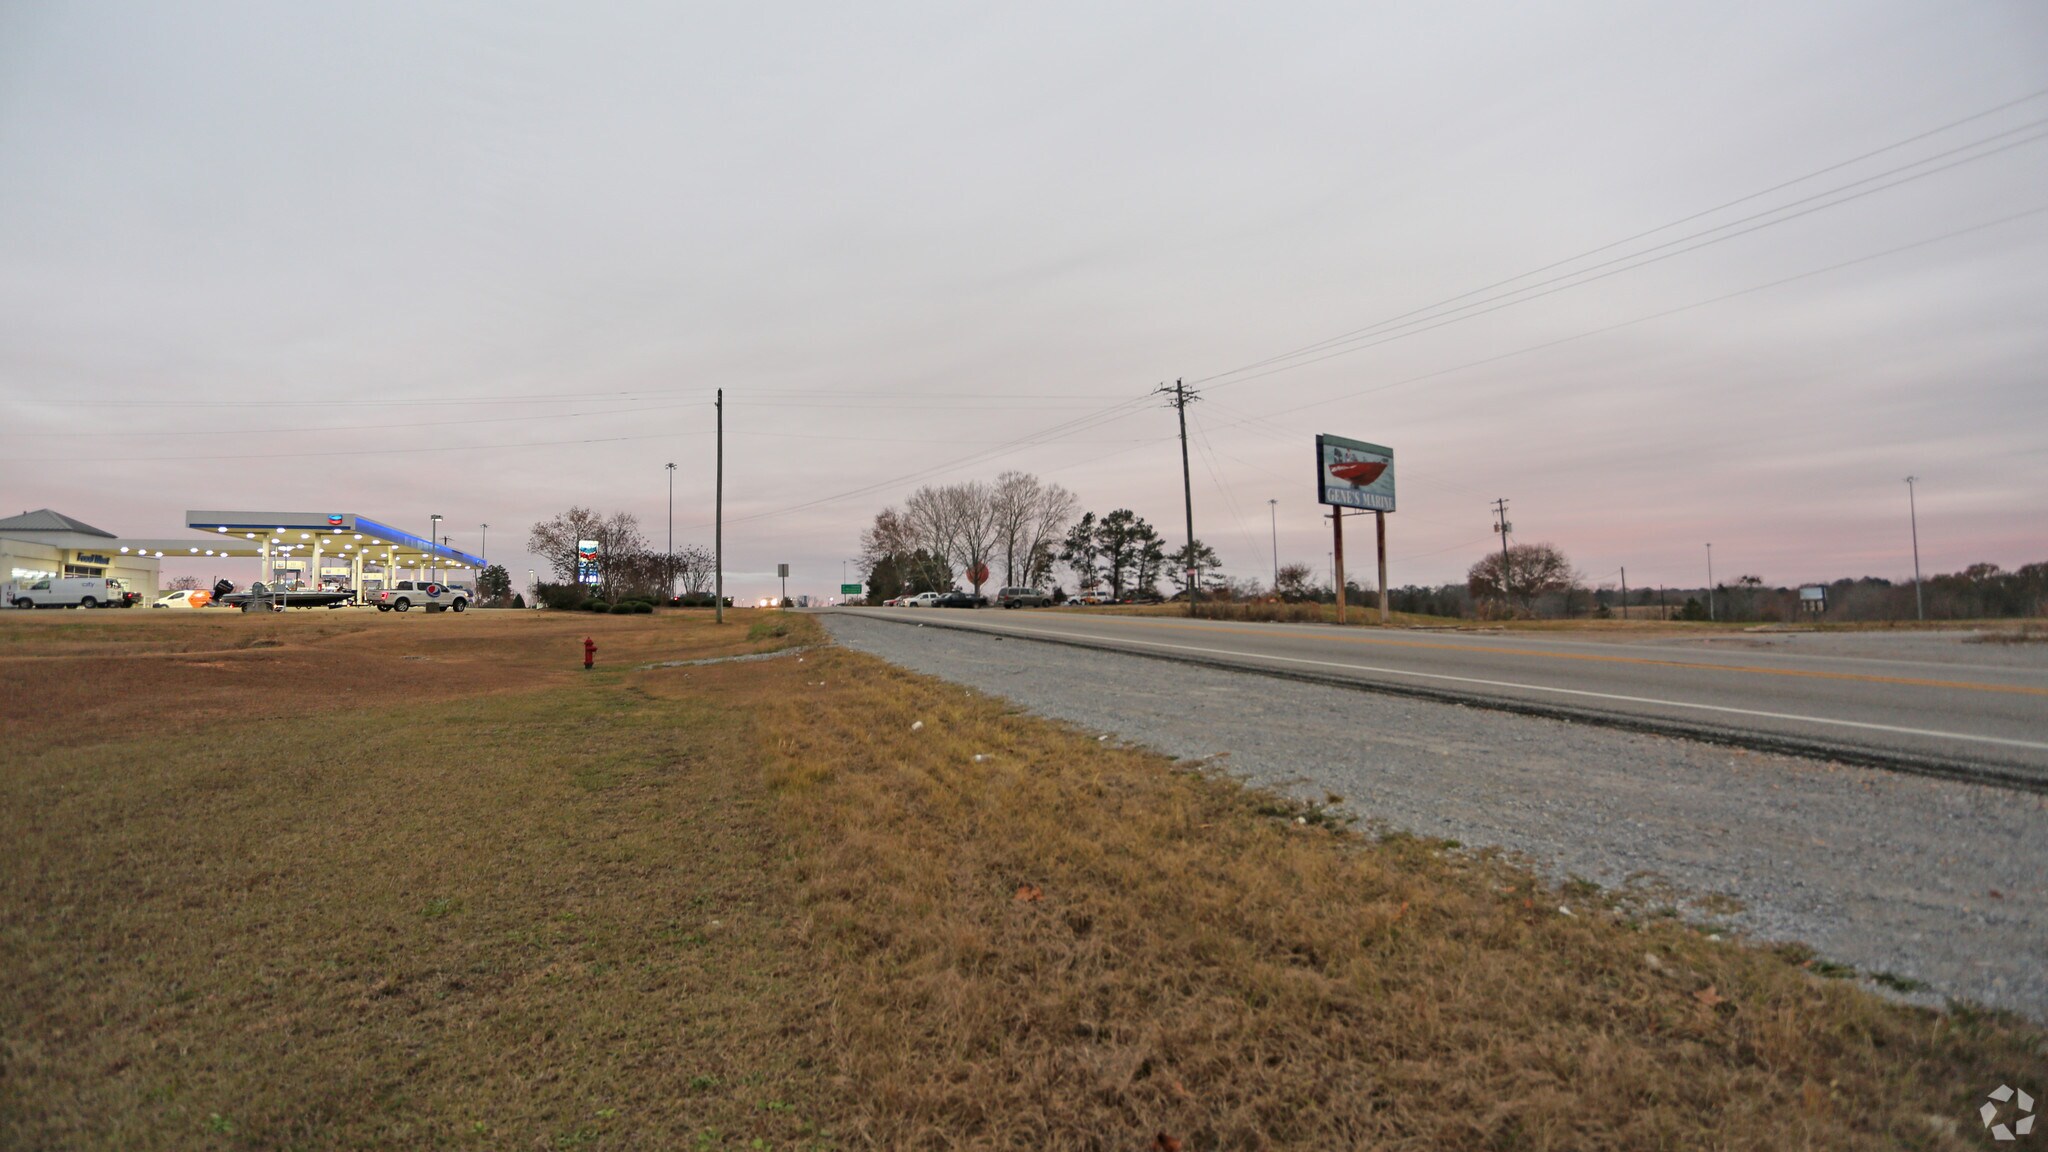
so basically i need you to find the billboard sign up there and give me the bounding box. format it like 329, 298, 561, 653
576, 539, 600, 585
840, 583, 863, 595
1316, 434, 1395, 511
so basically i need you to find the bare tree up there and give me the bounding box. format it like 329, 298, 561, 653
1274, 563, 1314, 601
904, 482, 1000, 594
528, 507, 646, 596
990, 471, 1077, 588
1468, 542, 1577, 615
675, 544, 715, 595
528, 506, 608, 583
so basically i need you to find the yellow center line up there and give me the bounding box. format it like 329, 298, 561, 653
1034, 618, 2048, 699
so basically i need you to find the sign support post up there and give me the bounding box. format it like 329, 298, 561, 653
1316, 433, 1393, 628
1376, 509, 1389, 625
1332, 510, 1347, 625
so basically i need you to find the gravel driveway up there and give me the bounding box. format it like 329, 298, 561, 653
823, 612, 2048, 1020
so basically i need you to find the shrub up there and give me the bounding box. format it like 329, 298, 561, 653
533, 582, 587, 611
1191, 601, 1327, 624
633, 601, 653, 614
511, 593, 526, 609
610, 603, 635, 614
585, 601, 611, 613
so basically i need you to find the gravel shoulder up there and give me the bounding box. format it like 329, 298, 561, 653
823, 611, 2048, 1020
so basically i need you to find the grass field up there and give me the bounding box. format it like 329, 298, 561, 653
3, 608, 2042, 1149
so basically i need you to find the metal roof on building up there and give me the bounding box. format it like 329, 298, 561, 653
0, 509, 116, 537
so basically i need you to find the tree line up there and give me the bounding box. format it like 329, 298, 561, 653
527, 506, 715, 605
861, 473, 1240, 603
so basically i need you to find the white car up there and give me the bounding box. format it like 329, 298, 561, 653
902, 591, 942, 608
153, 589, 213, 609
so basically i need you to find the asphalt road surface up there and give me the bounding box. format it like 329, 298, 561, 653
830, 608, 2048, 790
821, 610, 2048, 1017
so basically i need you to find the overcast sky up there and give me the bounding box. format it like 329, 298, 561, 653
3, 1, 2044, 597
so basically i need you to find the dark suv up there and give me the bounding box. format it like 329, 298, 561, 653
995, 586, 1052, 608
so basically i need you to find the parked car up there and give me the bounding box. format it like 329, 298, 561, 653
1075, 590, 1115, 605
933, 591, 984, 608
881, 596, 903, 606
902, 591, 942, 608
995, 586, 1052, 608
153, 589, 213, 609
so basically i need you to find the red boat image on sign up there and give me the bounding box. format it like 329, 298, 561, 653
1316, 434, 1395, 511
1328, 459, 1388, 486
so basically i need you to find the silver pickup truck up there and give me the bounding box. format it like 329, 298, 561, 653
373, 580, 470, 613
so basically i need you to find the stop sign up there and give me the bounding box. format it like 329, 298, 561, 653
967, 562, 990, 585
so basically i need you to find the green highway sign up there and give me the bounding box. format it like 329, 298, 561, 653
841, 583, 863, 595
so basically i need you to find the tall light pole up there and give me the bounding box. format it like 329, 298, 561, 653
1905, 476, 1924, 621
1268, 499, 1279, 592
666, 461, 677, 599
429, 514, 442, 585
479, 523, 488, 564
714, 390, 724, 624
1705, 542, 1715, 622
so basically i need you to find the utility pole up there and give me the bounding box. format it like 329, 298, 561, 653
1904, 476, 1924, 621
1268, 499, 1279, 593
666, 461, 677, 600
430, 513, 442, 585
1620, 566, 1628, 622
715, 390, 724, 624
1158, 379, 1199, 615
1491, 499, 1512, 616
1706, 543, 1715, 621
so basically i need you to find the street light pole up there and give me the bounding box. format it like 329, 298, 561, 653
714, 389, 724, 624
480, 523, 488, 564
666, 461, 677, 599
429, 514, 441, 585
1268, 498, 1279, 592
1706, 542, 1715, 622
1905, 476, 1924, 621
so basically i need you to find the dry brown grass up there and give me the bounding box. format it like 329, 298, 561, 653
1, 609, 836, 1150
4, 608, 2042, 1150
734, 645, 2045, 1150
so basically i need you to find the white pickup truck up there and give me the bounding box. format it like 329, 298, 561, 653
8, 575, 139, 609
373, 580, 471, 613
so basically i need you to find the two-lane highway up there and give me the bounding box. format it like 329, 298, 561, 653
831, 608, 2048, 788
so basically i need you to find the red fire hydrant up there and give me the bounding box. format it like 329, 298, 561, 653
583, 636, 596, 670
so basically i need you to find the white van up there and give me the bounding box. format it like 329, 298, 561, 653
8, 575, 131, 609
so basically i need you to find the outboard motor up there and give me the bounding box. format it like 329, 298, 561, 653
213, 579, 235, 598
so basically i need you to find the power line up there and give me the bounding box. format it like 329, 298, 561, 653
678, 390, 1170, 531
1208, 203, 2048, 429
1191, 90, 2048, 388
1198, 124, 2048, 393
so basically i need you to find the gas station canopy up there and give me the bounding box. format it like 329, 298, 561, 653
106, 510, 486, 589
